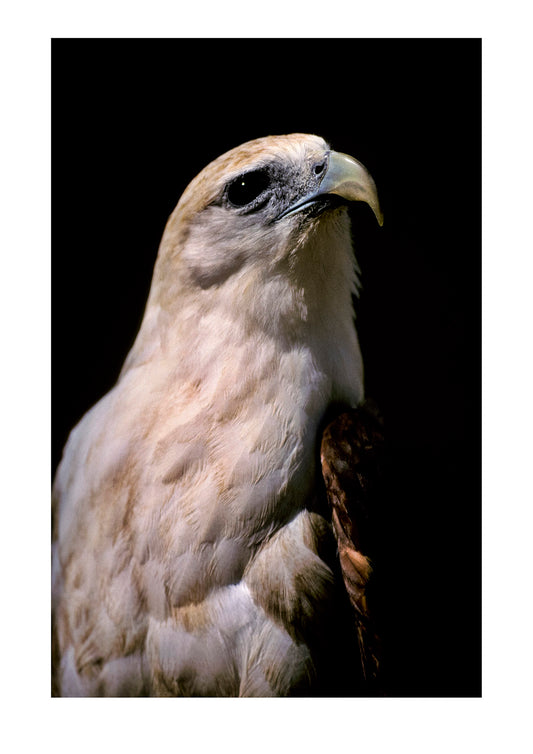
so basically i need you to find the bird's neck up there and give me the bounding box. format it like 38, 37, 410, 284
122, 213, 364, 408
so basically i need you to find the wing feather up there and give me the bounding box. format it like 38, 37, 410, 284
320, 402, 384, 688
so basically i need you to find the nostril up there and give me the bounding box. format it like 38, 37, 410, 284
313, 160, 326, 176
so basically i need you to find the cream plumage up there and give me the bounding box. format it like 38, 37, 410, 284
52, 133, 383, 696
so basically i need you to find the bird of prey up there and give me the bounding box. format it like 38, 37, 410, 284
52, 133, 384, 697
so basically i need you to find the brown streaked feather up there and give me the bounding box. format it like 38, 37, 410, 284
320, 402, 384, 687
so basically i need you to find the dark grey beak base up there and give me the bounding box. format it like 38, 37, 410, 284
278, 150, 383, 226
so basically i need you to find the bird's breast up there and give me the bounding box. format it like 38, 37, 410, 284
126, 340, 337, 610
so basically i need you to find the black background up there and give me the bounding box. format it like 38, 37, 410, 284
52, 39, 481, 697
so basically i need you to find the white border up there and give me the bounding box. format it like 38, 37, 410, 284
2, 2, 532, 751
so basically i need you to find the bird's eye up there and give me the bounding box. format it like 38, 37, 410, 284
314, 160, 327, 176
227, 170, 271, 208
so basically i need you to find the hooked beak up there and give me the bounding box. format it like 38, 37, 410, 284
279, 150, 383, 226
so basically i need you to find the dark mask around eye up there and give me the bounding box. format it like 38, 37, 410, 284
227, 169, 271, 208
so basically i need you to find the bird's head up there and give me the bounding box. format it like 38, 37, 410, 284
144, 134, 382, 341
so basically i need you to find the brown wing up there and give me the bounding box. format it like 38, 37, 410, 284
320, 401, 384, 688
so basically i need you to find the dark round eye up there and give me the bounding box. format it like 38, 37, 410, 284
227, 169, 271, 207
314, 160, 327, 176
